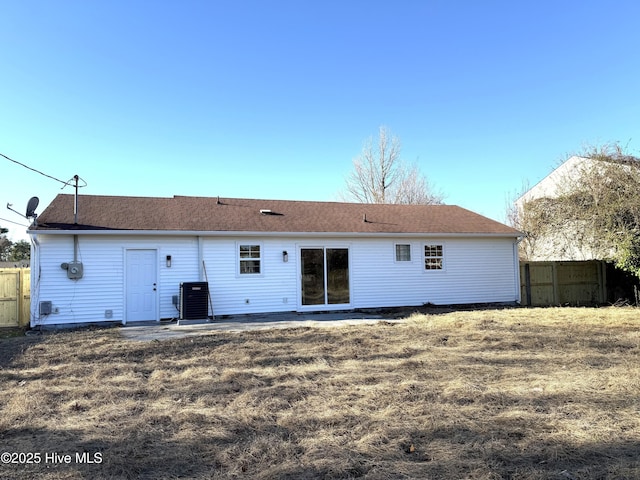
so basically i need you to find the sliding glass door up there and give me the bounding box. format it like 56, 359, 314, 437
301, 248, 350, 306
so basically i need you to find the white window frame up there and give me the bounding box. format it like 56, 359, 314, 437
394, 243, 412, 262
423, 243, 445, 272
238, 243, 263, 276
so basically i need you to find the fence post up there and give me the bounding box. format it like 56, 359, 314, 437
599, 261, 607, 304
524, 263, 532, 306
19, 268, 30, 326
552, 263, 560, 305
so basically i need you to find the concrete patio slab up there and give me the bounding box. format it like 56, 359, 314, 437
119, 311, 406, 341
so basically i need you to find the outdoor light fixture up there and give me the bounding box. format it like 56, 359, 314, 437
282, 251, 288, 263
166, 255, 172, 267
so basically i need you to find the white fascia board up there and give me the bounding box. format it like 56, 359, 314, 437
28, 229, 523, 239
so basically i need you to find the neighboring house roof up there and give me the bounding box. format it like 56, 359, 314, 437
516, 156, 588, 205
30, 194, 521, 237
517, 155, 640, 206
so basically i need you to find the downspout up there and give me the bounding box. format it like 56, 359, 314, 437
74, 174, 79, 265
198, 236, 204, 281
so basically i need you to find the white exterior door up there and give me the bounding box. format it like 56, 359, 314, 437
126, 249, 157, 322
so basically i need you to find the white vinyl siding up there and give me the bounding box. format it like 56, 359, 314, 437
204, 238, 297, 314
352, 238, 518, 308
31, 235, 200, 326
31, 234, 519, 326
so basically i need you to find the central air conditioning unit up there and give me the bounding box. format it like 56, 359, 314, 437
179, 282, 209, 320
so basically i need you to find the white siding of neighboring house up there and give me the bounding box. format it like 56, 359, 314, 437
30, 233, 520, 327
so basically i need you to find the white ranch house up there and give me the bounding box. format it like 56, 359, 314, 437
28, 195, 522, 327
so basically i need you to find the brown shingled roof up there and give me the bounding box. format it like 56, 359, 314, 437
30, 194, 521, 236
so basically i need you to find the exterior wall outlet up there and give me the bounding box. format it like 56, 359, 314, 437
105, 310, 113, 319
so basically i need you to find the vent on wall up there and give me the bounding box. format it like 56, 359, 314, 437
39, 301, 52, 316
179, 282, 209, 320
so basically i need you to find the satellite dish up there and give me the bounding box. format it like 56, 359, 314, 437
26, 196, 39, 218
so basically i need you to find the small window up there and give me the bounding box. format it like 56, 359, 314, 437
395, 244, 411, 262
239, 244, 261, 274
424, 245, 444, 270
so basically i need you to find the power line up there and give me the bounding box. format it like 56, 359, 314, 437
1, 152, 69, 185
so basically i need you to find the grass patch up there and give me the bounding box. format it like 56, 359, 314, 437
1, 307, 639, 479
0, 327, 27, 339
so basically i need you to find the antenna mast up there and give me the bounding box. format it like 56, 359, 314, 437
73, 174, 79, 224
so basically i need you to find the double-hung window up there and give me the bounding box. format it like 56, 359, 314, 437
239, 244, 261, 274
424, 244, 444, 270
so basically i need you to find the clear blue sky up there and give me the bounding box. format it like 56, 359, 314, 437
2, 1, 639, 241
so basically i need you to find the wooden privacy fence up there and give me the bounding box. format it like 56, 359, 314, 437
520, 261, 606, 306
0, 268, 30, 327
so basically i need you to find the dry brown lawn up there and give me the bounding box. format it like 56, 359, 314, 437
1, 307, 639, 479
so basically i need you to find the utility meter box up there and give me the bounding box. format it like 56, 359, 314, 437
61, 261, 84, 279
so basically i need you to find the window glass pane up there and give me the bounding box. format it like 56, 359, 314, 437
425, 245, 442, 257
301, 248, 325, 305
327, 248, 349, 304
240, 260, 261, 274
425, 258, 443, 270
396, 244, 411, 261
240, 245, 260, 258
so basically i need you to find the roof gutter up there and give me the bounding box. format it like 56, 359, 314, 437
28, 229, 523, 239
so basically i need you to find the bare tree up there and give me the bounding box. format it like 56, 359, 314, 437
342, 126, 443, 205
394, 163, 444, 205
